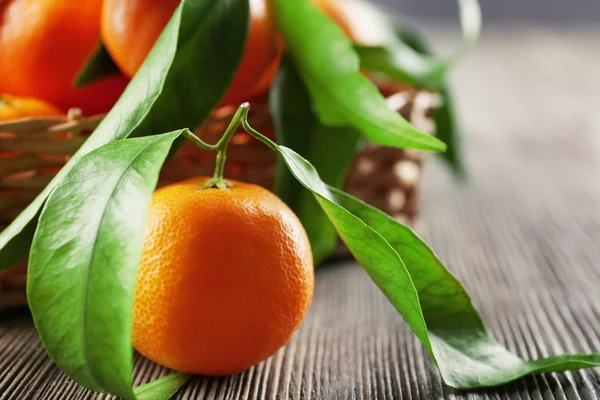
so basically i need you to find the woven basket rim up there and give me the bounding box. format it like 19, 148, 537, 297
0, 89, 441, 132
0, 88, 441, 310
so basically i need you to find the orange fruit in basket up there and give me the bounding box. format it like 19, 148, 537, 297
133, 177, 314, 375
101, 0, 281, 107
0, 0, 128, 115
0, 95, 61, 121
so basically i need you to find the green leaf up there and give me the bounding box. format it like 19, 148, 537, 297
270, 0, 446, 153
433, 88, 465, 175
28, 131, 184, 398
354, 44, 446, 89
271, 57, 361, 263
134, 373, 192, 400
270, 58, 314, 203
247, 129, 600, 389
0, 0, 249, 272
73, 41, 122, 88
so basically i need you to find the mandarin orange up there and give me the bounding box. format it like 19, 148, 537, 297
101, 0, 281, 107
133, 177, 314, 375
0, 0, 128, 114
0, 94, 61, 121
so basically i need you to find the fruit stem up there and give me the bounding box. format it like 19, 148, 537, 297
241, 118, 278, 152
185, 103, 250, 189
184, 103, 260, 189
182, 130, 218, 152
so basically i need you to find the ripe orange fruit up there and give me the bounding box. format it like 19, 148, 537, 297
133, 177, 314, 375
101, 0, 179, 79
101, 0, 281, 107
0, 94, 61, 121
0, 0, 128, 115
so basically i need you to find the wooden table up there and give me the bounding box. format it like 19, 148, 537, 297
2, 27, 600, 399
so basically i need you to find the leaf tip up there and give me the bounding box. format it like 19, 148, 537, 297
425, 136, 447, 153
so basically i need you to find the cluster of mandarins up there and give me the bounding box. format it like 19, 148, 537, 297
0, 0, 359, 121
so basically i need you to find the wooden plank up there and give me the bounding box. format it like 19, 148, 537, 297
2, 27, 600, 399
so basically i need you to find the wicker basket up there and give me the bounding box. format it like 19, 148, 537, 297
0, 87, 439, 311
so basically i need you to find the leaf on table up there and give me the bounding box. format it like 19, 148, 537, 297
248, 129, 600, 389
134, 373, 192, 400
328, 187, 600, 387
28, 131, 184, 398
0, 0, 249, 272
73, 41, 122, 88
271, 56, 361, 264
270, 0, 446, 153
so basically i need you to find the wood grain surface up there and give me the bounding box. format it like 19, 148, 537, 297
2, 27, 600, 399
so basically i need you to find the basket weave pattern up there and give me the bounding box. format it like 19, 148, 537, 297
0, 88, 439, 310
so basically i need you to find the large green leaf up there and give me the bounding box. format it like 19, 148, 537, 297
271, 57, 361, 263
0, 0, 249, 271
28, 131, 184, 398
270, 0, 446, 153
247, 128, 600, 389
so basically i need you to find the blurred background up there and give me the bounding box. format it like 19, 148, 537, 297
374, 0, 600, 23
362, 0, 600, 183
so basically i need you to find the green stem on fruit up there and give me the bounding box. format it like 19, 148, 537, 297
182, 130, 218, 152
184, 102, 251, 189
182, 101, 277, 189
241, 118, 277, 151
